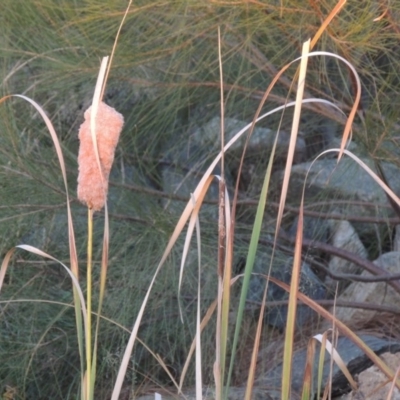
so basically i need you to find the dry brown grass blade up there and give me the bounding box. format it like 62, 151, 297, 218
100, 0, 133, 101
276, 39, 310, 229
0, 93, 79, 275
112, 167, 226, 398
301, 337, 316, 399
190, 192, 203, 400
0, 248, 16, 293
280, 39, 310, 400
337, 68, 361, 161
90, 56, 109, 189
178, 175, 214, 321
387, 365, 400, 399
155, 354, 181, 395
310, 0, 347, 50
110, 104, 251, 398
313, 333, 357, 392
216, 181, 232, 400
0, 245, 87, 330
315, 148, 400, 209
216, 27, 230, 399
218, 181, 232, 399
178, 180, 231, 395
0, 90, 83, 392
179, 299, 218, 392
269, 276, 399, 390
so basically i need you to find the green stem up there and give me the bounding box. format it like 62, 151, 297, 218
86, 207, 94, 400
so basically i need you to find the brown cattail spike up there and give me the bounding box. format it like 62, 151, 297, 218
77, 101, 124, 211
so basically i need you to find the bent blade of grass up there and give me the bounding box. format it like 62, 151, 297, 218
301, 331, 354, 400
310, 0, 347, 50
197, 96, 347, 194
0, 92, 83, 385
178, 176, 214, 321
180, 299, 218, 392
280, 47, 360, 399
111, 86, 350, 398
312, 148, 400, 210
226, 82, 347, 400
281, 38, 310, 400
177, 178, 231, 394
100, 0, 133, 101
269, 277, 400, 390
112, 171, 222, 399
274, 52, 361, 234
112, 108, 245, 397
0, 245, 87, 332
225, 47, 310, 399
0, 93, 80, 281
276, 143, 400, 397
313, 333, 357, 393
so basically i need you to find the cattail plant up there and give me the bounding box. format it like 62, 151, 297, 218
77, 98, 124, 400
77, 101, 124, 212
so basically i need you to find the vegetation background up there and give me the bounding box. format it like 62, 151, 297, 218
1, 0, 400, 398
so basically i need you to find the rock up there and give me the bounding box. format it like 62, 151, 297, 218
339, 352, 400, 400
193, 116, 306, 201
325, 220, 368, 292
332, 252, 400, 325
257, 334, 400, 399
246, 249, 326, 329
195, 116, 306, 163
276, 158, 400, 228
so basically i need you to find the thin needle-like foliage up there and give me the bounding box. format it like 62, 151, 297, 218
2, 1, 400, 399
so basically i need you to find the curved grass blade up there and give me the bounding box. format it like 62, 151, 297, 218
0, 245, 87, 332
269, 276, 399, 390
0, 93, 83, 385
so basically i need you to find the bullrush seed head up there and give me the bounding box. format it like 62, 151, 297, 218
77, 101, 124, 211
